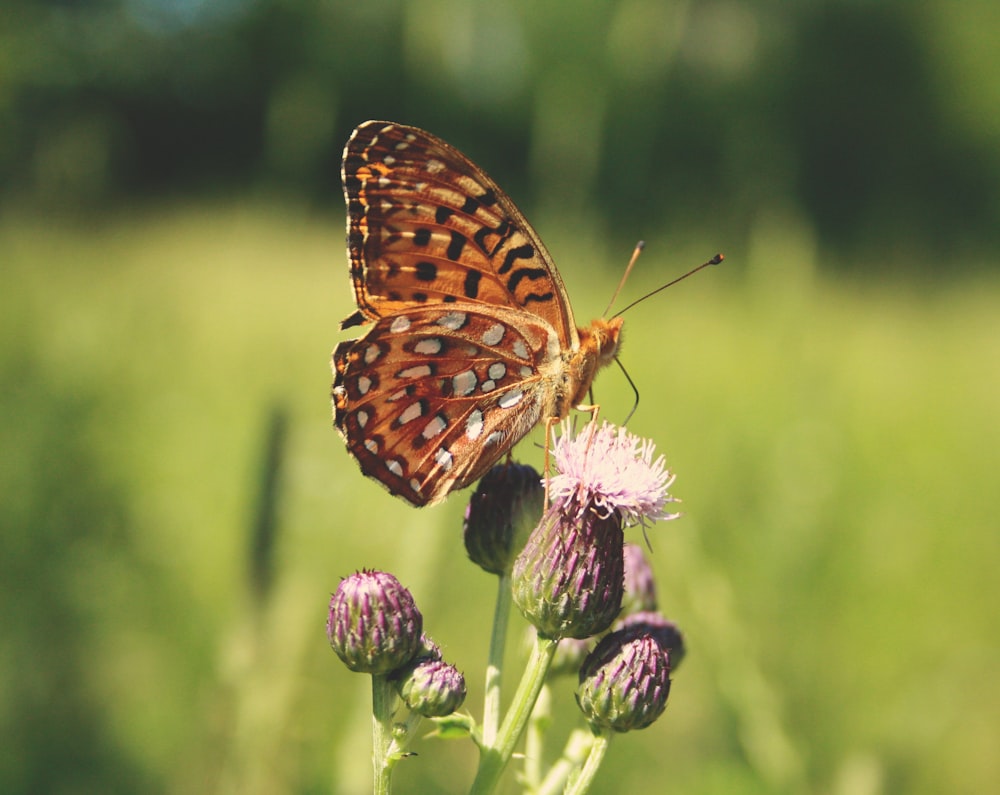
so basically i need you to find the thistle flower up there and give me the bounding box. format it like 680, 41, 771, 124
547, 421, 679, 526
576, 629, 672, 732
464, 463, 544, 574
394, 658, 467, 718
621, 542, 658, 616
512, 421, 676, 640
327, 570, 423, 675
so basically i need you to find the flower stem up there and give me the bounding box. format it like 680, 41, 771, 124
470, 633, 558, 795
482, 572, 512, 747
536, 727, 595, 795
563, 728, 611, 795
371, 674, 396, 795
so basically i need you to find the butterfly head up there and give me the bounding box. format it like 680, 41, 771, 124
564, 317, 623, 410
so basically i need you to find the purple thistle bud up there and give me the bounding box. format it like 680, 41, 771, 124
394, 658, 467, 718
576, 630, 671, 732
617, 611, 686, 671
621, 542, 658, 616
327, 570, 423, 675
511, 499, 625, 640
464, 463, 544, 574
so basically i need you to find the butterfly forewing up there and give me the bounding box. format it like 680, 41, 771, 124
333, 121, 623, 506
342, 122, 578, 347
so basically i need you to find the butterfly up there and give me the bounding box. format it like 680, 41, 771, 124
332, 121, 623, 506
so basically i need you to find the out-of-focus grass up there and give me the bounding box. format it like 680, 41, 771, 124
1, 203, 997, 794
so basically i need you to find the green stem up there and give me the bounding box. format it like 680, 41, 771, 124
563, 728, 611, 795
482, 572, 512, 747
523, 683, 552, 790
535, 727, 595, 795
469, 633, 558, 795
371, 674, 396, 795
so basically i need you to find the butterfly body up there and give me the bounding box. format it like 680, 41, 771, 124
332, 121, 622, 506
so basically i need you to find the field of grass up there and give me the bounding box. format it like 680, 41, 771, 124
2, 203, 998, 794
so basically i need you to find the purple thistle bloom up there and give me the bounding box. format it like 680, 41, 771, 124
547, 421, 679, 526
327, 570, 423, 675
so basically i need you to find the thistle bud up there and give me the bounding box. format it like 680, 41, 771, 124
464, 463, 544, 574
394, 658, 467, 717
621, 542, 658, 616
327, 570, 423, 675
511, 501, 625, 640
576, 630, 671, 732
617, 611, 686, 671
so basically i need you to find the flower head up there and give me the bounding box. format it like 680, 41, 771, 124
576, 628, 672, 732
464, 463, 544, 574
547, 421, 679, 526
327, 570, 423, 675
393, 657, 467, 718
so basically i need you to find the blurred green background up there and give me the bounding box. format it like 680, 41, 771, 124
2, 1, 998, 794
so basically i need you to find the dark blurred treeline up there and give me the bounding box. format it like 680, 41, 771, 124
3, 0, 998, 269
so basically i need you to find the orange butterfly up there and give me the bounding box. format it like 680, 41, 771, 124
332, 121, 622, 506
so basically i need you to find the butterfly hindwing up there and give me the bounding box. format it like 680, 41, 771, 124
333, 304, 560, 505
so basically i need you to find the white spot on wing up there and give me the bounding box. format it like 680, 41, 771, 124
397, 364, 432, 379
357, 409, 369, 429
422, 414, 447, 439
435, 447, 454, 472
357, 376, 372, 395
488, 363, 506, 381
484, 431, 504, 447
414, 338, 443, 355
426, 159, 445, 174
452, 371, 477, 396
437, 311, 467, 331
482, 323, 505, 346
390, 315, 412, 333
498, 388, 524, 409
364, 438, 379, 454
398, 401, 424, 425
364, 344, 382, 364
513, 340, 529, 359
387, 459, 403, 476
465, 409, 484, 440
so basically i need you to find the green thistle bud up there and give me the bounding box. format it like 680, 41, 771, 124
394, 658, 467, 717
621, 542, 658, 616
464, 463, 544, 574
576, 630, 671, 732
511, 501, 625, 640
617, 611, 686, 671
327, 570, 423, 675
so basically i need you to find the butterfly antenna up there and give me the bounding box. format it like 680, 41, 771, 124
615, 357, 640, 425
602, 241, 646, 317
613, 253, 724, 319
